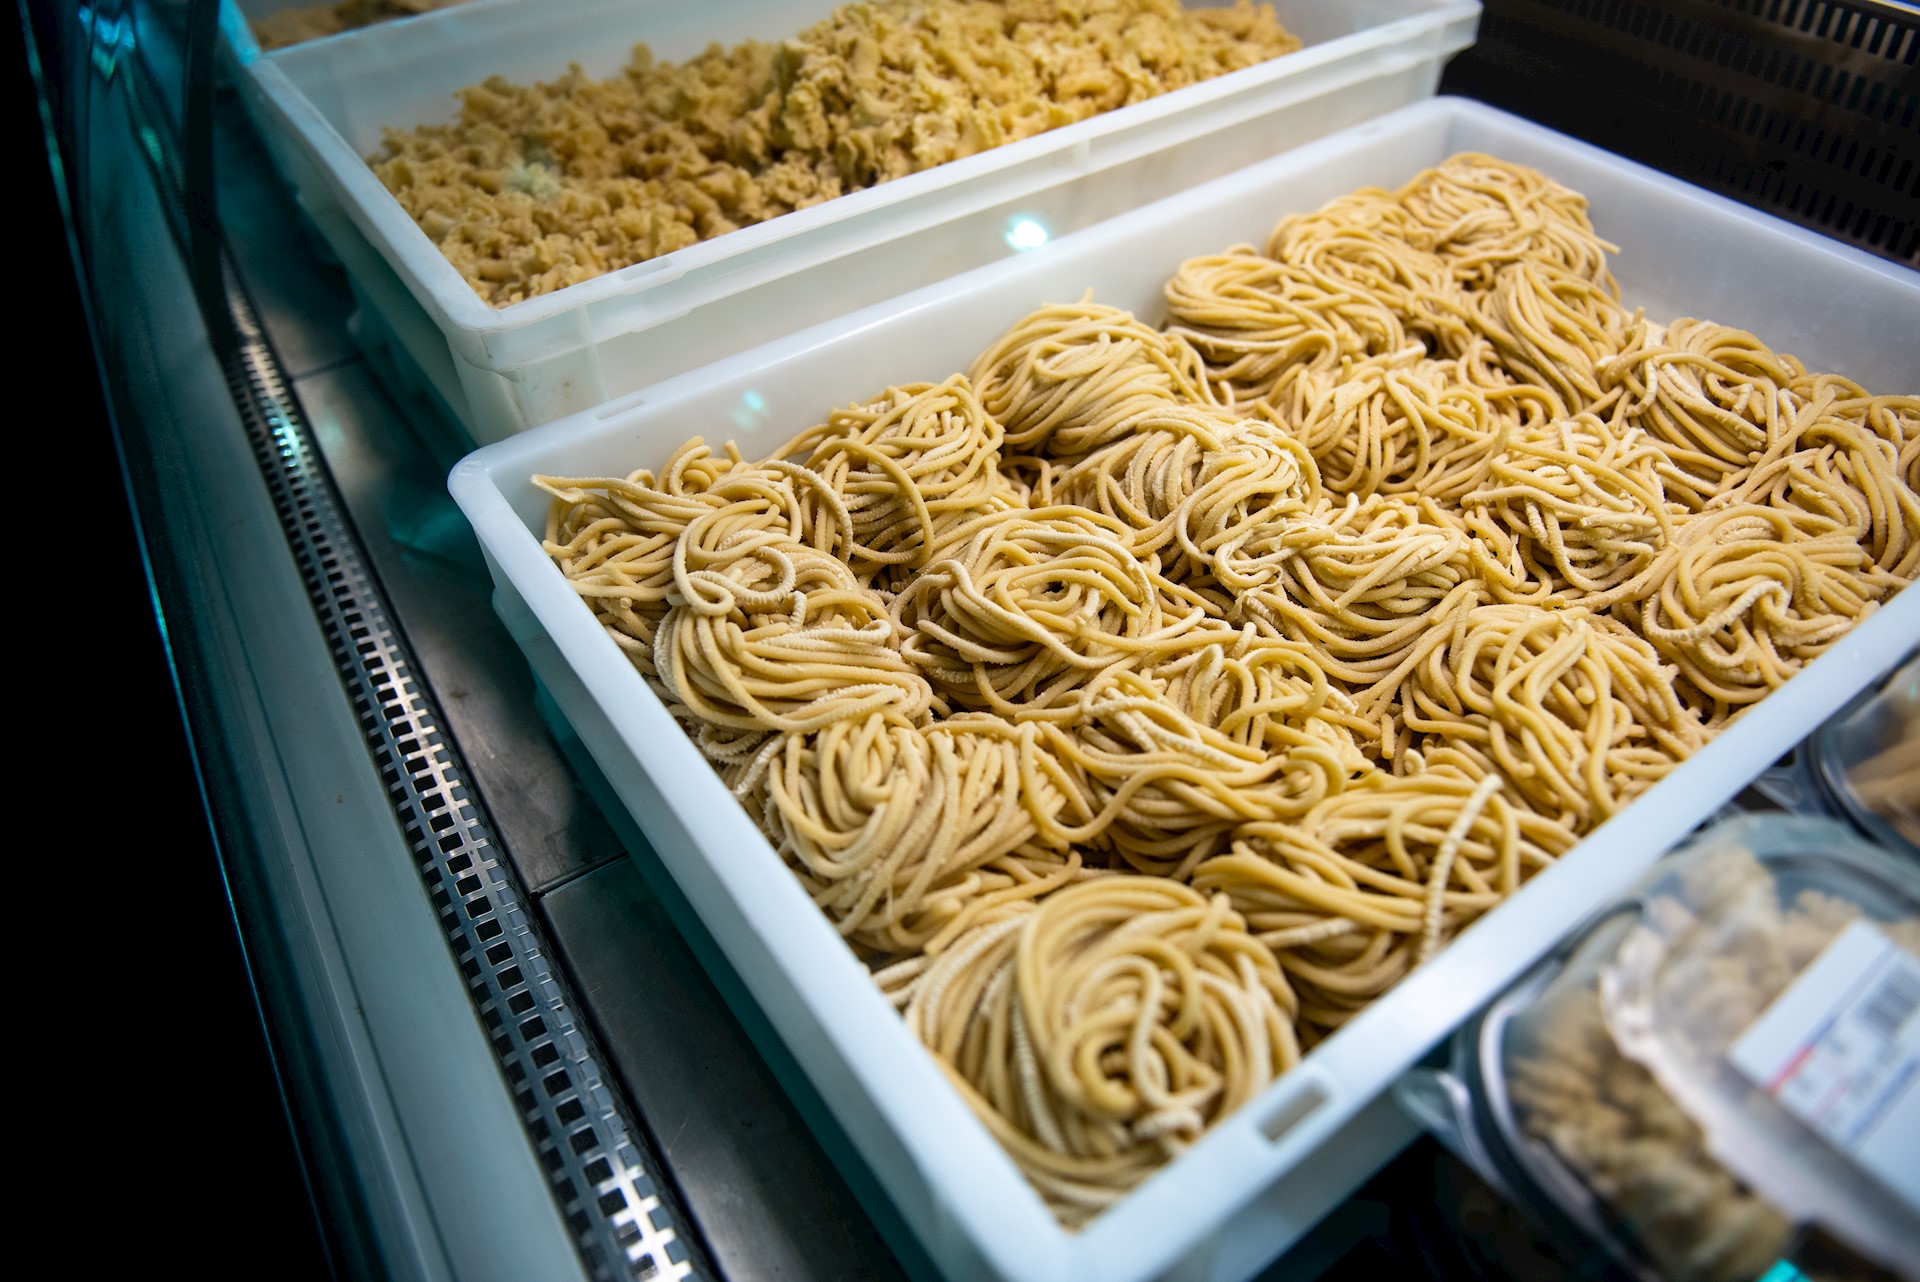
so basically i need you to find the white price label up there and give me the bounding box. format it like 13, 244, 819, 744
1727, 920, 1920, 1212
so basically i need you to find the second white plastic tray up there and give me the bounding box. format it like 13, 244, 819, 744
240, 0, 1479, 444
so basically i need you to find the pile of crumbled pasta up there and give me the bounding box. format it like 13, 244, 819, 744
373, 0, 1298, 305
536, 153, 1919, 1224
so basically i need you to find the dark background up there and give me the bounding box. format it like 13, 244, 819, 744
11, 5, 332, 1272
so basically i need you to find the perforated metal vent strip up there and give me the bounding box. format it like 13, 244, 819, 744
1441, 0, 1920, 263
104, 15, 712, 1279
222, 289, 702, 1282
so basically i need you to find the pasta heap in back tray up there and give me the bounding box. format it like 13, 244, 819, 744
537, 153, 1919, 1224
376, 0, 1299, 305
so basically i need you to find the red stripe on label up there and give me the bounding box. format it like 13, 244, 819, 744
1769, 1042, 1816, 1093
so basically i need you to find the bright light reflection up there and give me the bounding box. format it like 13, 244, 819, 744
1005, 217, 1050, 252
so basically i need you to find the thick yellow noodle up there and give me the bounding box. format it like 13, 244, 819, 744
879, 877, 1300, 1225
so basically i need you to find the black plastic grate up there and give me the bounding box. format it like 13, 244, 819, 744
1442, 0, 1920, 263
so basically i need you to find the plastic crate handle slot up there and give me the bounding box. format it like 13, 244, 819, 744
1257, 1077, 1331, 1143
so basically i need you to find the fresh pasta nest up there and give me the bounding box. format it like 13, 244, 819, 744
538, 153, 1918, 1224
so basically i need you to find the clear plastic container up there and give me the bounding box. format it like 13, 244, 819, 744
1604, 816, 1920, 1277
1748, 658, 1920, 859
1809, 657, 1920, 858
1403, 814, 1920, 1282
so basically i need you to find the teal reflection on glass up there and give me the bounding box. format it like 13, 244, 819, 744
1754, 1262, 1808, 1282
79, 7, 137, 79
1005, 216, 1050, 252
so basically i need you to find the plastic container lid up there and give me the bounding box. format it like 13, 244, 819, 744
1439, 815, 1920, 1282
1486, 906, 1764, 1282
1600, 815, 1920, 1278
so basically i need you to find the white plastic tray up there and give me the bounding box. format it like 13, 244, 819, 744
239, 0, 1479, 444
450, 98, 1920, 1282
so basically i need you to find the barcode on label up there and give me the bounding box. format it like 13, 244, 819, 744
1858, 961, 1919, 1039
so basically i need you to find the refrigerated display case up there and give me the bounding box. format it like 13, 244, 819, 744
27, 2, 1918, 1280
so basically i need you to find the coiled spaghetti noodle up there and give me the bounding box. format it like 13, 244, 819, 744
880, 876, 1300, 1224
